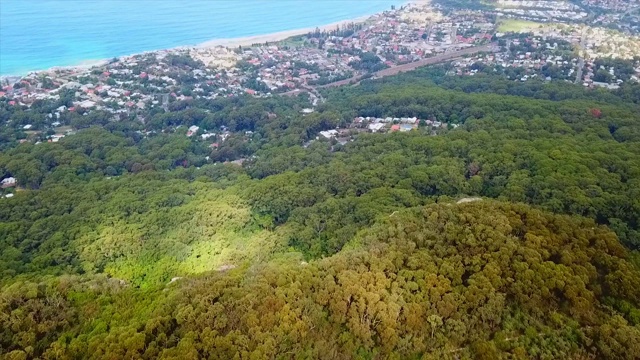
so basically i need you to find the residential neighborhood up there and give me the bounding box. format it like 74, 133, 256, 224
0, 0, 638, 146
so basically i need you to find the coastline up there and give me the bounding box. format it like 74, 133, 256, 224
0, 15, 374, 81
1, 1, 418, 80
197, 16, 372, 48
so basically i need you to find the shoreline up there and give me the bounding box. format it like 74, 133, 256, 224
1, 1, 419, 80
197, 16, 372, 49
0, 59, 111, 84
0, 16, 373, 80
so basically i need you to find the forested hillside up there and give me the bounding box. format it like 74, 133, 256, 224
2, 67, 640, 359
3, 202, 640, 359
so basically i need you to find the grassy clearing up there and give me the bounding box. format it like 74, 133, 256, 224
498, 18, 545, 32
278, 35, 307, 48
54, 125, 73, 133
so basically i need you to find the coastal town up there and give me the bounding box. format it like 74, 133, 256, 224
0, 0, 638, 148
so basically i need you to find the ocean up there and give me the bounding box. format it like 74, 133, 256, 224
0, 0, 404, 76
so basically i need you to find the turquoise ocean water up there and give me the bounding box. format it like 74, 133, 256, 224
0, 0, 403, 76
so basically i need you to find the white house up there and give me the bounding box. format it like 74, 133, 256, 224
1, 177, 16, 188
320, 130, 338, 139
368, 123, 385, 132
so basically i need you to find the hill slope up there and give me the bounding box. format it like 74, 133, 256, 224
2, 69, 640, 359
3, 201, 640, 359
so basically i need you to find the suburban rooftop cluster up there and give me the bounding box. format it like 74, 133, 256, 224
0, 0, 638, 144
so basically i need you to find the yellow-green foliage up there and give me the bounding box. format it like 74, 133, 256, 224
74, 183, 287, 286
5, 202, 640, 359
180, 229, 286, 274
0, 175, 286, 288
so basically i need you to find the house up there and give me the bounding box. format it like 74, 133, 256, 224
187, 125, 200, 137
78, 100, 96, 108
592, 82, 620, 90
23, 124, 33, 130
229, 159, 246, 166
1, 177, 16, 188
390, 124, 401, 132
50, 134, 65, 142
320, 130, 338, 139
400, 124, 414, 132
368, 123, 385, 132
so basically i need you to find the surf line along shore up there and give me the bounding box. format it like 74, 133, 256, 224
0, 14, 372, 83
197, 0, 430, 48
2, 1, 424, 80
196, 16, 371, 49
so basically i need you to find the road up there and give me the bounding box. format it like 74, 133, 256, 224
574, 28, 587, 84
575, 57, 585, 85
316, 43, 498, 89
374, 44, 496, 77
282, 44, 498, 96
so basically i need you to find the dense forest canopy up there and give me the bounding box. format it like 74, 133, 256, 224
1, 64, 640, 358
4, 202, 640, 359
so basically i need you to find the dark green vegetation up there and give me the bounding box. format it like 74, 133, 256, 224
1, 67, 640, 359
434, 0, 495, 11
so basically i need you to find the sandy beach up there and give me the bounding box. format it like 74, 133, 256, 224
0, 15, 373, 81
197, 16, 372, 48
200, 0, 431, 48
51, 59, 110, 73
2, 1, 425, 80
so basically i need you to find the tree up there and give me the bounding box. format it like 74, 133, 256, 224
427, 314, 443, 338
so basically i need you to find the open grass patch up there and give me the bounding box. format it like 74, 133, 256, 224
498, 18, 545, 32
